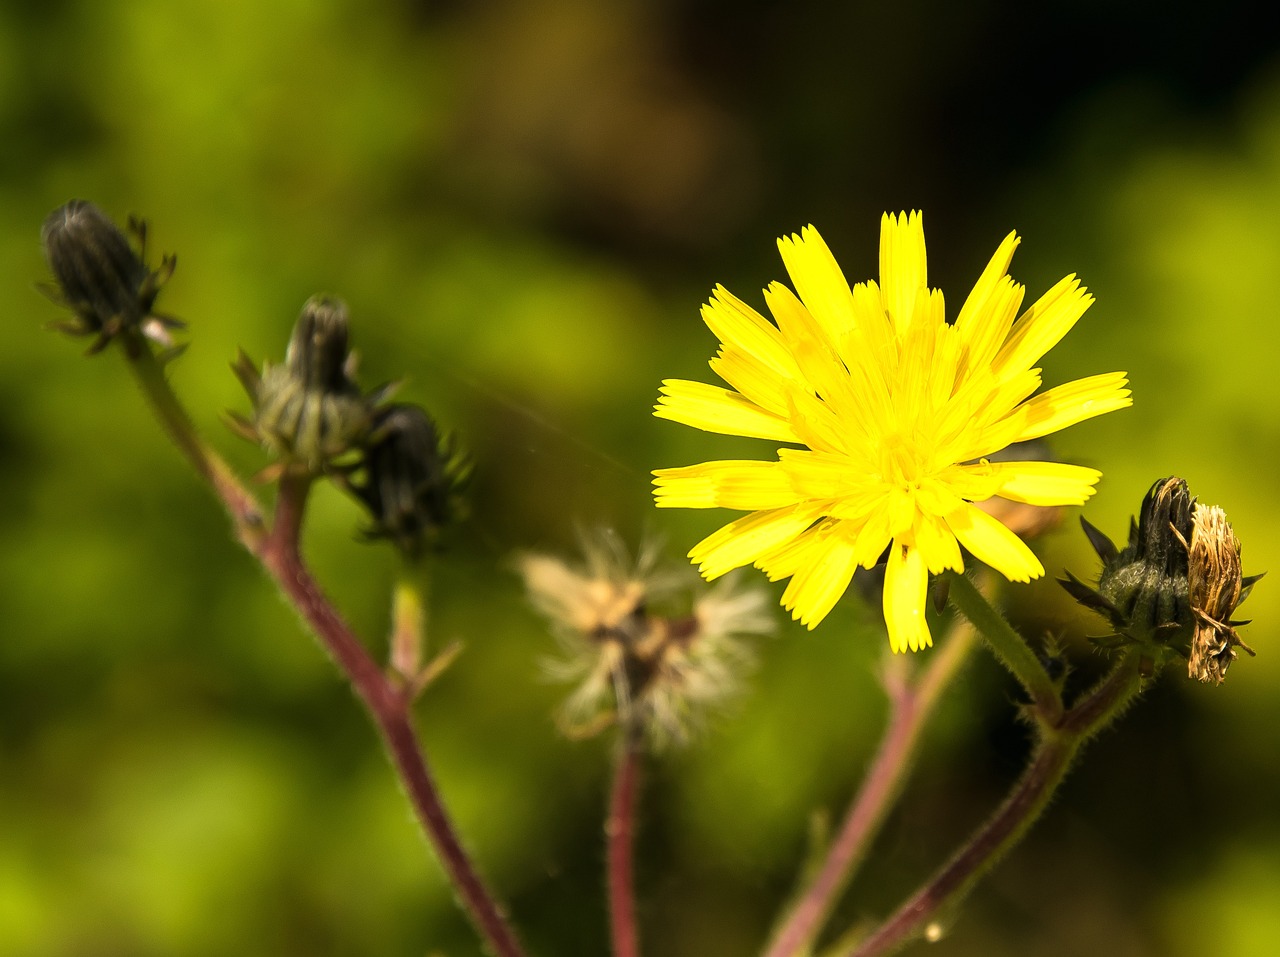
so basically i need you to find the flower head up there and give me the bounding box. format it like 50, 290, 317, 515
654, 213, 1131, 652
518, 530, 772, 748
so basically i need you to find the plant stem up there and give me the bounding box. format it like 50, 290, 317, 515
843, 652, 1145, 957
129, 345, 265, 550
607, 731, 644, 957
762, 611, 977, 957
124, 355, 529, 957
945, 571, 1062, 721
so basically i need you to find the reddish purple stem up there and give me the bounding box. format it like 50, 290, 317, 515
607, 734, 643, 957
261, 477, 528, 957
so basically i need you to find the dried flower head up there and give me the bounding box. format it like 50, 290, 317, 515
518, 530, 773, 748
1061, 477, 1260, 682
230, 295, 390, 474
1183, 504, 1256, 684
40, 199, 182, 355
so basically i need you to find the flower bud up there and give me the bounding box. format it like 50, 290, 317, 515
232, 296, 374, 473
40, 200, 181, 354
350, 404, 470, 558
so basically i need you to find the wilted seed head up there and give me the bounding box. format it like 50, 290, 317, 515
1185, 504, 1256, 685
351, 404, 470, 558
40, 199, 181, 354
518, 530, 772, 748
234, 295, 375, 473
1060, 477, 1260, 682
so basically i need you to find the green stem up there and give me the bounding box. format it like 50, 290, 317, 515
945, 571, 1062, 720
128, 345, 265, 550
843, 652, 1145, 957
762, 613, 977, 957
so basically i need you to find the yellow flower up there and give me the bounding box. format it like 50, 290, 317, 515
653, 212, 1131, 653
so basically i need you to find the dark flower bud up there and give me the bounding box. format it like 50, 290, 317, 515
40, 200, 181, 355
1060, 477, 1260, 683
230, 295, 376, 474
350, 404, 470, 558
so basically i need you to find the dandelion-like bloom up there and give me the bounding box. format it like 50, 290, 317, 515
654, 212, 1132, 652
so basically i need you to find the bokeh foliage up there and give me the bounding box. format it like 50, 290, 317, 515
4, 1, 1280, 955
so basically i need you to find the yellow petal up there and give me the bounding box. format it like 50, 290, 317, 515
653, 460, 798, 511
764, 281, 850, 406
754, 517, 832, 580
879, 211, 927, 335
1009, 372, 1132, 443
954, 230, 1019, 335
701, 286, 801, 380
912, 513, 965, 574
841, 282, 897, 414
710, 347, 790, 414
690, 504, 823, 579
992, 275, 1093, 379
956, 276, 1024, 383
883, 542, 932, 653
981, 461, 1102, 506
776, 226, 856, 348
775, 522, 859, 628
947, 502, 1044, 582
655, 379, 800, 442
851, 504, 894, 567
784, 387, 860, 457
778, 447, 877, 501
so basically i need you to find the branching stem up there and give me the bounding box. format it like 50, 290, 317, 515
124, 349, 528, 957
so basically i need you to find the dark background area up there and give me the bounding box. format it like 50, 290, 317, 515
3, 1, 1280, 954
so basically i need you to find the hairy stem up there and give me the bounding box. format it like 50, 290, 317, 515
607, 732, 644, 957
125, 355, 528, 957
945, 571, 1062, 721
129, 346, 265, 550
844, 653, 1145, 957
763, 612, 977, 957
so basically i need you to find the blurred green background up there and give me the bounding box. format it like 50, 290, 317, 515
4, 1, 1280, 954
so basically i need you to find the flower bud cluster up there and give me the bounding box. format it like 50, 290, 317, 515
519, 530, 773, 747
1060, 477, 1259, 683
231, 296, 469, 557
39, 200, 469, 561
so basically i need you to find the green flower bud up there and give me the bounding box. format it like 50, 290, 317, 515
231, 295, 374, 474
